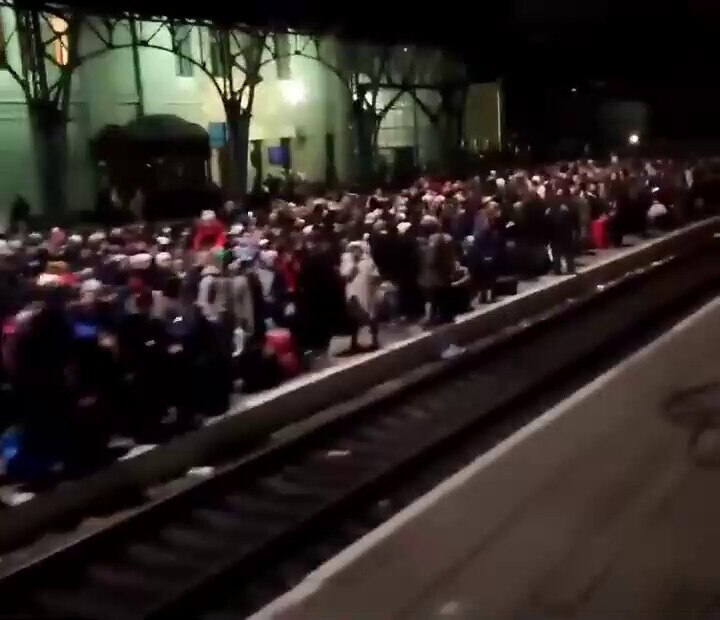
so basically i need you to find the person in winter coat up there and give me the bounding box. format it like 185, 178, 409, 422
468, 213, 502, 304
295, 240, 346, 356
340, 240, 381, 351
12, 284, 75, 469
394, 223, 424, 321
197, 261, 230, 325
546, 189, 578, 275
116, 287, 172, 438
426, 225, 460, 325
192, 210, 227, 252
254, 249, 287, 327
647, 189, 671, 232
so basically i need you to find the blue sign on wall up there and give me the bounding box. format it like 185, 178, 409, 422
208, 122, 227, 148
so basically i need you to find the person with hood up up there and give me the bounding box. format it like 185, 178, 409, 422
340, 240, 381, 351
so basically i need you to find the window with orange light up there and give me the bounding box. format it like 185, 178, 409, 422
49, 15, 69, 66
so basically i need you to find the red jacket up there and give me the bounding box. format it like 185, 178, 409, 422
193, 221, 227, 251
277, 252, 299, 293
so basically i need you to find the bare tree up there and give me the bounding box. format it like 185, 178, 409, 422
0, 6, 274, 209
76, 16, 270, 195
1, 6, 81, 215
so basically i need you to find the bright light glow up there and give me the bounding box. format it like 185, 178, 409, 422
280, 79, 306, 106
571, 87, 577, 93
628, 132, 640, 145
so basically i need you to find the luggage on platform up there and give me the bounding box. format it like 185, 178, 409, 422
591, 217, 608, 249
526, 244, 549, 277
265, 328, 300, 378
493, 276, 518, 297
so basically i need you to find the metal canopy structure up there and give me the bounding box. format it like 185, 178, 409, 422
0, 0, 471, 213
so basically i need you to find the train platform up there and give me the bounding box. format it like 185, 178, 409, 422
253, 283, 720, 620
0, 219, 718, 553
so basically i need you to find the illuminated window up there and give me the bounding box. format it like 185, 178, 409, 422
0, 12, 6, 68
49, 15, 69, 66
172, 25, 194, 77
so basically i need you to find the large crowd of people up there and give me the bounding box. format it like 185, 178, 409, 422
0, 156, 716, 484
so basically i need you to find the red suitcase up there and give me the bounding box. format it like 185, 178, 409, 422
591, 217, 608, 249
265, 328, 300, 377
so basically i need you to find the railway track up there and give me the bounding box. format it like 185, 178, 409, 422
2, 239, 720, 620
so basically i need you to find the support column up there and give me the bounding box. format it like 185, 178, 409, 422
225, 99, 251, 196
29, 102, 68, 218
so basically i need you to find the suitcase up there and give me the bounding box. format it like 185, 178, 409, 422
265, 328, 300, 377
265, 328, 294, 355
591, 217, 608, 249
494, 276, 518, 297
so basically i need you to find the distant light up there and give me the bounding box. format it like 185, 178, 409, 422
403, 47, 408, 52
280, 79, 306, 106
570, 87, 577, 93
628, 132, 640, 145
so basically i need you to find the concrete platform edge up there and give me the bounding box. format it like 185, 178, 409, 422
251, 263, 720, 620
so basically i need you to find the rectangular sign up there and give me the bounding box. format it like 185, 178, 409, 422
208, 122, 227, 148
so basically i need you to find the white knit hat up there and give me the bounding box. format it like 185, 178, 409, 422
129, 252, 152, 269
37, 273, 62, 287
80, 278, 102, 295
348, 240, 369, 253
397, 222, 412, 235
201, 210, 216, 222
259, 249, 278, 267
155, 251, 172, 268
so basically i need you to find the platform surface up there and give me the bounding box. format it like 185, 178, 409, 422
255, 288, 720, 620
220, 234, 659, 420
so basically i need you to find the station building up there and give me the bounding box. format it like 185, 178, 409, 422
0, 5, 502, 220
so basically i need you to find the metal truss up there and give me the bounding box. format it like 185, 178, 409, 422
0, 0, 468, 108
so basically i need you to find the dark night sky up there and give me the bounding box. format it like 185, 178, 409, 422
18, 0, 720, 144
